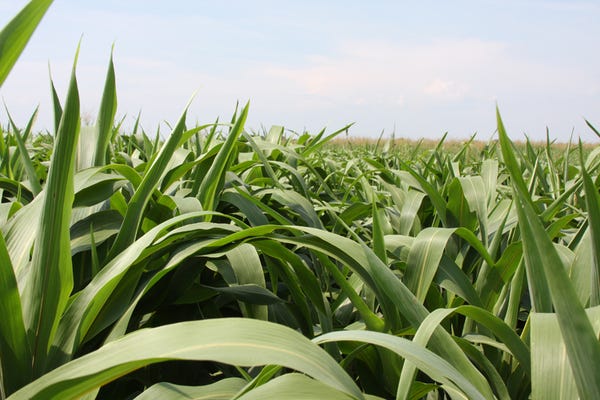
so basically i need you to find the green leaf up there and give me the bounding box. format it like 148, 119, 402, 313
108, 99, 191, 259
497, 109, 552, 312
255, 240, 328, 317
69, 209, 122, 254
198, 102, 249, 214
397, 305, 530, 400
0, 0, 53, 87
272, 226, 495, 398
398, 163, 448, 227
135, 378, 247, 400
372, 202, 388, 264
72, 170, 127, 208
514, 193, 600, 398
398, 190, 425, 236
76, 125, 99, 171
580, 151, 600, 307
0, 232, 32, 395
434, 256, 483, 307
21, 45, 80, 377
224, 244, 269, 319
0, 178, 34, 204
51, 213, 241, 365
93, 47, 117, 166
4, 106, 42, 195
301, 124, 353, 156
2, 195, 42, 283
314, 330, 488, 400
480, 159, 498, 207
457, 176, 488, 240
203, 283, 283, 305
403, 228, 455, 302
268, 188, 323, 228
498, 111, 600, 398
531, 306, 600, 400
49, 68, 62, 135
570, 231, 593, 306
238, 373, 373, 400
11, 319, 363, 400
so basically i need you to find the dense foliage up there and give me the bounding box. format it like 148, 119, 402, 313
1, 1, 600, 399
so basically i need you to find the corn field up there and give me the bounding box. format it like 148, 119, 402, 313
1, 1, 600, 399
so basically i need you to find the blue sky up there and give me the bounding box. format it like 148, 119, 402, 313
1, 0, 600, 141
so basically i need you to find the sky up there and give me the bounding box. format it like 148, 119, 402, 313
1, 0, 600, 142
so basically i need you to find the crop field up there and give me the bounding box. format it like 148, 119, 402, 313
2, 2, 600, 400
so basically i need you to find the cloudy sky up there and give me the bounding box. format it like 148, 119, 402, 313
1, 0, 600, 141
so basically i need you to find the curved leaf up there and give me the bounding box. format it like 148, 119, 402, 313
0, 0, 53, 87
314, 330, 488, 400
135, 378, 246, 400
11, 319, 363, 400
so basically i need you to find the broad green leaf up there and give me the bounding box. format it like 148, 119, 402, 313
222, 190, 269, 226
371, 202, 388, 264
570, 231, 593, 306
51, 214, 242, 365
108, 99, 191, 259
0, 178, 33, 204
11, 319, 363, 400
514, 181, 600, 398
273, 226, 495, 399
454, 338, 511, 400
318, 250, 385, 332
497, 110, 552, 312
0, 0, 53, 87
434, 256, 483, 307
457, 176, 488, 240
255, 240, 328, 317
499, 111, 600, 397
198, 102, 249, 214
52, 213, 211, 364
397, 305, 530, 400
135, 378, 247, 400
93, 48, 117, 166
2, 195, 42, 285
240, 131, 285, 190
103, 219, 242, 343
237, 373, 378, 400
69, 209, 122, 254
403, 228, 455, 302
0, 233, 31, 395
580, 154, 600, 306
496, 109, 532, 206
22, 46, 80, 377
76, 125, 106, 171
72, 170, 126, 208
480, 159, 498, 207
447, 178, 477, 230
314, 330, 488, 400
268, 188, 323, 228
531, 306, 600, 400
265, 124, 284, 144
399, 162, 448, 227
225, 244, 269, 319
399, 190, 425, 235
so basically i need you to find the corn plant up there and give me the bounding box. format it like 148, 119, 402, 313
1, 1, 600, 399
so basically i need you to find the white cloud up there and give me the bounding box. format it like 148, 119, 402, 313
284, 37, 594, 97
2, 8, 599, 142
424, 79, 468, 99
